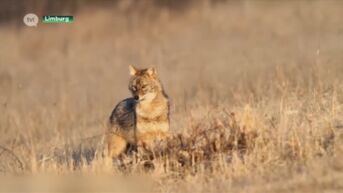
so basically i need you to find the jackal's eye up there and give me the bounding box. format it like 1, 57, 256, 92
142, 85, 151, 91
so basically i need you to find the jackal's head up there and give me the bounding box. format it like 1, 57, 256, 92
128, 65, 163, 102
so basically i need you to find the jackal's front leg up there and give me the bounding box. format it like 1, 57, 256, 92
106, 133, 127, 158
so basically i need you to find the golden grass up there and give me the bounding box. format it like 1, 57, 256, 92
0, 1, 343, 192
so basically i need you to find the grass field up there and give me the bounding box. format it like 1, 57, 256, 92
0, 0, 343, 192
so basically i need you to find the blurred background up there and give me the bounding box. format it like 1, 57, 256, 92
0, 0, 343, 183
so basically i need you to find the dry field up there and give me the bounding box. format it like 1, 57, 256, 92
0, 0, 343, 192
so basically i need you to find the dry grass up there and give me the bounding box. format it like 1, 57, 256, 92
0, 0, 343, 192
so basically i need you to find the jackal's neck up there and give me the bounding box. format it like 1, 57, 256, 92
136, 91, 168, 119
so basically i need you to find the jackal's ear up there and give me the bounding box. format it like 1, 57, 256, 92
129, 65, 137, 76
146, 67, 156, 76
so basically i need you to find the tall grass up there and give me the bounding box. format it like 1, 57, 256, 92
0, 1, 342, 192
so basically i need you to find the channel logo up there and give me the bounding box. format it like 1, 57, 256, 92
23, 13, 39, 27
23, 14, 73, 26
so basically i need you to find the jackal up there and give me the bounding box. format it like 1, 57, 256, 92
106, 65, 169, 158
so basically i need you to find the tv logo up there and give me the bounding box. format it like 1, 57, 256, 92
23, 13, 38, 27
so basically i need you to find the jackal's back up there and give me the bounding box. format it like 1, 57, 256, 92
108, 98, 136, 143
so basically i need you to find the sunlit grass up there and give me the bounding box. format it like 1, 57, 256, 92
0, 1, 342, 192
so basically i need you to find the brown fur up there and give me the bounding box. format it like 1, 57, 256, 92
106, 65, 169, 158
